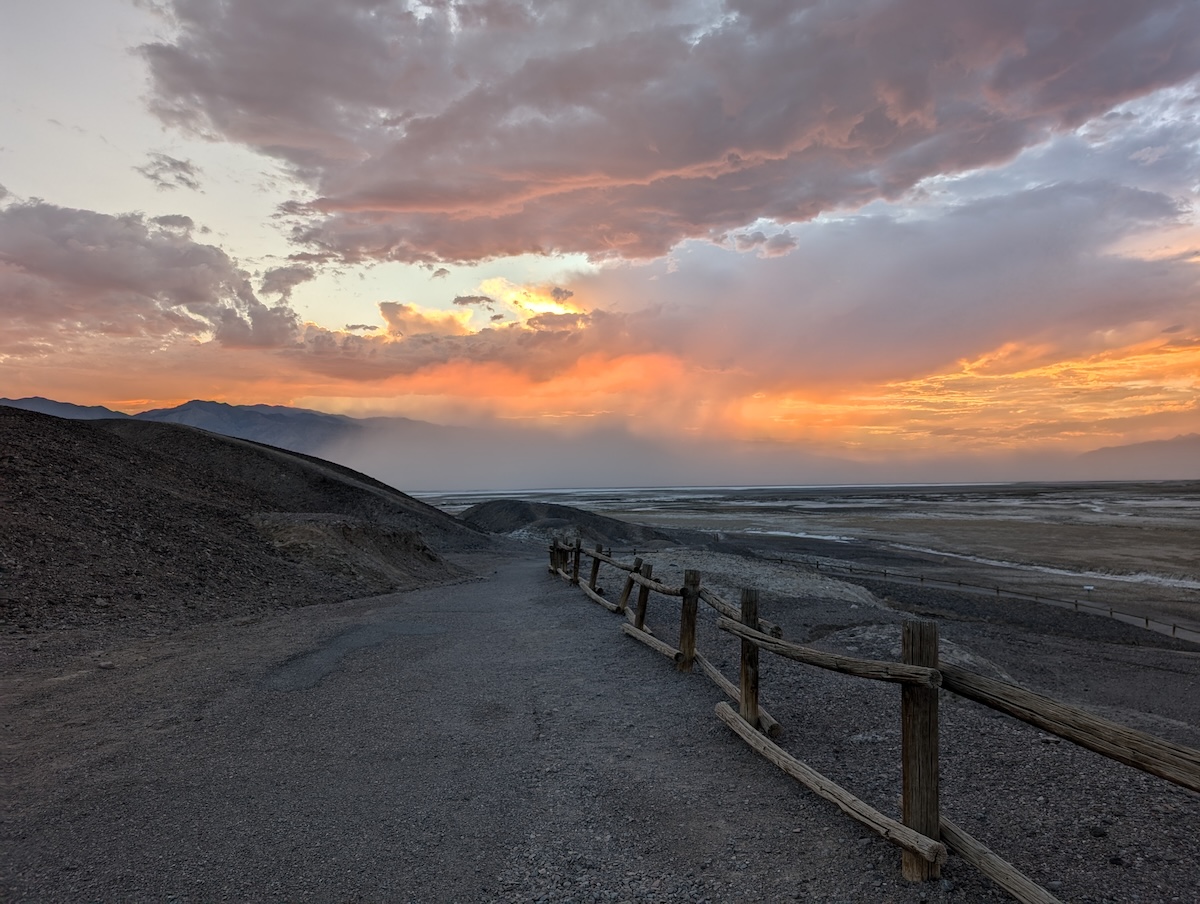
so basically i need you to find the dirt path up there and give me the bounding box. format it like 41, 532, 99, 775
4, 551, 1195, 903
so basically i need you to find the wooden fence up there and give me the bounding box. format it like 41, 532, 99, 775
548, 537, 1200, 904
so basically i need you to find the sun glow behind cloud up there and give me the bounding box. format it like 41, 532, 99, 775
475, 277, 583, 319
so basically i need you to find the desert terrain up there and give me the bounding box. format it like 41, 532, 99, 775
437, 482, 1200, 635
4, 408, 1198, 902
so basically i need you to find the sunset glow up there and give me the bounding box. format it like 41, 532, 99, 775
733, 340, 1200, 455
2, 1, 1198, 486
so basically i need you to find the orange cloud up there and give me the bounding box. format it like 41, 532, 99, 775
731, 338, 1200, 455
378, 301, 471, 336
299, 352, 690, 427
10, 323, 1196, 463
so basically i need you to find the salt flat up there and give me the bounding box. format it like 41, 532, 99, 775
429, 481, 1200, 635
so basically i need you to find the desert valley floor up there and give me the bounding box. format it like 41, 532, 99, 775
3, 409, 1198, 903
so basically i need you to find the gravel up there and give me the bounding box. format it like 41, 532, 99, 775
0, 406, 484, 669
6, 546, 1198, 903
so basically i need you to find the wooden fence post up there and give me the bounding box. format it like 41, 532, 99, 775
902, 619, 940, 881
634, 563, 653, 630
740, 588, 760, 729
678, 570, 700, 672
588, 543, 603, 592
617, 557, 643, 614
571, 538, 582, 585
549, 540, 557, 573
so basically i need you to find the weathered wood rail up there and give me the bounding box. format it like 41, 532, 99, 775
548, 537, 1200, 904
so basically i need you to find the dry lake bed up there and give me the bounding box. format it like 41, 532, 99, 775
426, 480, 1200, 637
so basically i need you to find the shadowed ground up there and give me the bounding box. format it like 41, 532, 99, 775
6, 551, 1200, 903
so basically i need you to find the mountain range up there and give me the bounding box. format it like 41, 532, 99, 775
1, 397, 370, 455
3, 396, 1197, 488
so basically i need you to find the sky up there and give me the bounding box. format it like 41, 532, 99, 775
2, 0, 1199, 486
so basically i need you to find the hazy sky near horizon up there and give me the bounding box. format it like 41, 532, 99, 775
2, 0, 1199, 475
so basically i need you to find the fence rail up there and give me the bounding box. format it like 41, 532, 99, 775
548, 537, 1200, 904
718, 617, 941, 687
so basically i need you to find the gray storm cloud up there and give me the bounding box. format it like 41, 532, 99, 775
295, 306, 633, 382
140, 0, 1200, 264
260, 264, 317, 299
573, 179, 1200, 386
0, 200, 300, 349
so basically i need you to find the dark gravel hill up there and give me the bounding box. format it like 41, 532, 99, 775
94, 416, 482, 551
459, 498, 682, 549
0, 406, 486, 646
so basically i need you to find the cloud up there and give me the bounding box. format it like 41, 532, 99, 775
287, 303, 637, 385
452, 294, 495, 307
344, 323, 378, 332
134, 152, 204, 191
573, 179, 1200, 389
8, 163, 1196, 456
259, 264, 316, 299
378, 301, 471, 338
141, 0, 1200, 263
431, 267, 450, 279
0, 200, 299, 350
151, 213, 195, 230
732, 229, 797, 257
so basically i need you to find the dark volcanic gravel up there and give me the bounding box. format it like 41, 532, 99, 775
4, 419, 1198, 903
0, 406, 483, 666
460, 498, 682, 549
6, 553, 1199, 903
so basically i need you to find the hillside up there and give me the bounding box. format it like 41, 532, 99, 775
460, 498, 685, 549
0, 406, 488, 649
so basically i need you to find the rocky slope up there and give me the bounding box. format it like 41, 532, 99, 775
0, 406, 487, 657
459, 498, 686, 549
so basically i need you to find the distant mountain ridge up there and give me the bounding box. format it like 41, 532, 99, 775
133, 399, 367, 454
1, 397, 364, 456
1076, 433, 1200, 479
3, 397, 1197, 484
0, 397, 131, 420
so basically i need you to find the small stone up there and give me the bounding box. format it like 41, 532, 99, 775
96, 661, 115, 670
1089, 826, 1108, 838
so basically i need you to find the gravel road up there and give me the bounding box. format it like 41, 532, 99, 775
5, 549, 1198, 903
